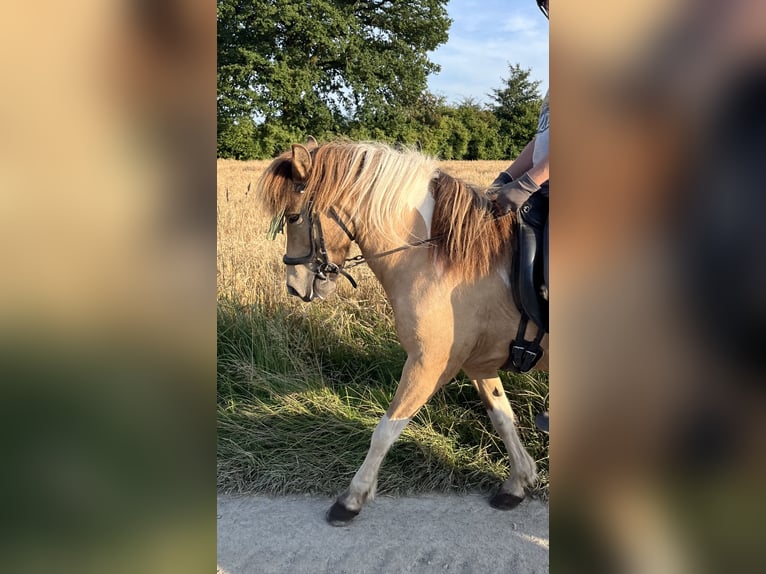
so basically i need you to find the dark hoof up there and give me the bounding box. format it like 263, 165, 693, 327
489, 491, 525, 510
326, 501, 359, 526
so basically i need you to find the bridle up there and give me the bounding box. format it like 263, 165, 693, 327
278, 194, 360, 288
275, 186, 439, 289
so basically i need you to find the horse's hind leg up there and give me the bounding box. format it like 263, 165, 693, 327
472, 376, 537, 509
327, 357, 450, 526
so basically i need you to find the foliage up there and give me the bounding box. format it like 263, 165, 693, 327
216, 2, 544, 160
217, 0, 451, 156
217, 116, 260, 160
488, 64, 543, 158
452, 99, 504, 160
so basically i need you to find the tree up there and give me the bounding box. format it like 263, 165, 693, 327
489, 64, 543, 158
217, 0, 451, 157
452, 99, 503, 160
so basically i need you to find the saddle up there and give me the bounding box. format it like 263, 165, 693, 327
502, 190, 548, 373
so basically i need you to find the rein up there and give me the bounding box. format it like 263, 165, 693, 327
342, 236, 439, 270
327, 207, 442, 278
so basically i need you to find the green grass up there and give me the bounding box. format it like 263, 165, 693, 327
217, 293, 549, 499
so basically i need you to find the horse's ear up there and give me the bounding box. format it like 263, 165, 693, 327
305, 136, 318, 150
291, 144, 312, 183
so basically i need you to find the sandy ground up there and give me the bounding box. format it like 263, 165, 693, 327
217, 493, 549, 574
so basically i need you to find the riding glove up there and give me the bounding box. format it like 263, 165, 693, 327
487, 170, 513, 192
488, 172, 541, 215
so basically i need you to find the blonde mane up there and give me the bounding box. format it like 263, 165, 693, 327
257, 141, 513, 282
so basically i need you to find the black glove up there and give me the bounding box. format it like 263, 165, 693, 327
487, 172, 541, 215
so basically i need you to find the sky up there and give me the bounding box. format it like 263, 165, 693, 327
427, 0, 549, 105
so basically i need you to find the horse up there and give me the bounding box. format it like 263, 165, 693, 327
256, 138, 547, 525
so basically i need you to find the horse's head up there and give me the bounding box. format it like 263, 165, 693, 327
262, 138, 357, 302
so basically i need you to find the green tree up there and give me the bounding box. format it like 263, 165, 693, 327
452, 99, 503, 160
217, 116, 260, 159
217, 0, 451, 158
489, 64, 543, 158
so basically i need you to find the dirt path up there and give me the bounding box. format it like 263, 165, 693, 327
217, 493, 548, 573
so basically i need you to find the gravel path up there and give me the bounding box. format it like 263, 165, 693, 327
217, 493, 549, 573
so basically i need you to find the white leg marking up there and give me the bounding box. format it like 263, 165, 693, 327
346, 415, 409, 507
486, 407, 537, 496
472, 379, 537, 499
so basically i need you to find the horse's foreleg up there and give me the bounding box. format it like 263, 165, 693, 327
327, 357, 449, 526
326, 414, 410, 525
472, 376, 538, 509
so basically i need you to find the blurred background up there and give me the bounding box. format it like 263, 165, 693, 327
1, 0, 764, 572
0, 2, 215, 573
552, 0, 766, 572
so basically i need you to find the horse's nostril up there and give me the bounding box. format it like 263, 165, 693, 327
286, 285, 300, 298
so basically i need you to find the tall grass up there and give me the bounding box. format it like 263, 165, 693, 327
217, 158, 549, 499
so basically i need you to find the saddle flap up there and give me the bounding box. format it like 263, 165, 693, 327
513, 193, 548, 332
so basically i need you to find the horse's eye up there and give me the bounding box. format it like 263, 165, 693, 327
286, 214, 302, 225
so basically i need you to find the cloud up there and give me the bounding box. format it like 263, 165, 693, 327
503, 14, 539, 34
427, 2, 549, 105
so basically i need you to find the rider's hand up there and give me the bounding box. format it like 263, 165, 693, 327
487, 172, 540, 215
487, 170, 513, 193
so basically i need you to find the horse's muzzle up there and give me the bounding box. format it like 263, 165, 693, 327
286, 284, 313, 302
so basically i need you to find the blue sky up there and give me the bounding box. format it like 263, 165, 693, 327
427, 0, 549, 104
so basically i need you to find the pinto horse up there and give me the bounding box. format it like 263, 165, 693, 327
257, 139, 547, 525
